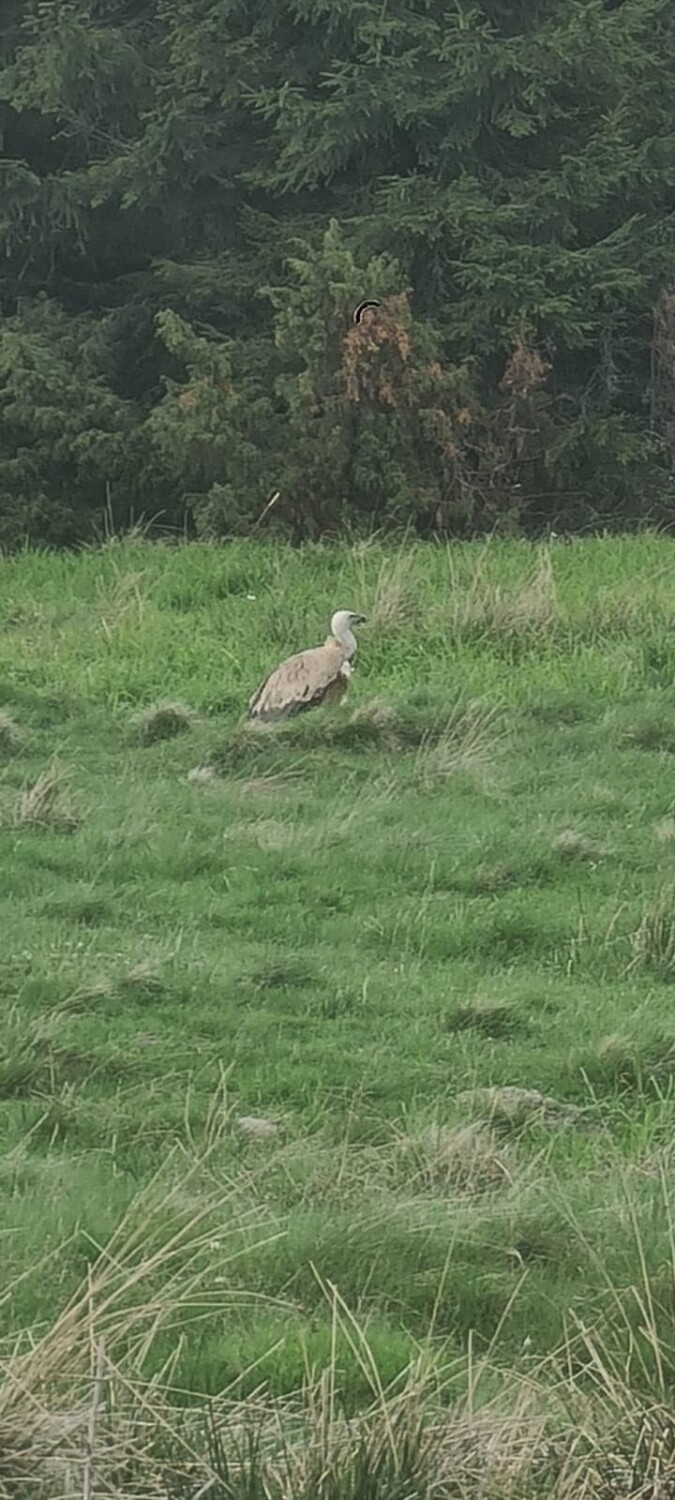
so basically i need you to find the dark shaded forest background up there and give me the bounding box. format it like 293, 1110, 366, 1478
1, 0, 675, 546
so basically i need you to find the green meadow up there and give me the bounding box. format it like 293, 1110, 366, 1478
5, 532, 675, 1493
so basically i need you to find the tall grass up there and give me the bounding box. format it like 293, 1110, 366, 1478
3, 533, 675, 1490
4, 1136, 675, 1497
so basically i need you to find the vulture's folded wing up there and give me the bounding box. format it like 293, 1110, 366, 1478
248, 641, 347, 722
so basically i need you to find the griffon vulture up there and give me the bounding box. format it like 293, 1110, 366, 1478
248, 610, 366, 724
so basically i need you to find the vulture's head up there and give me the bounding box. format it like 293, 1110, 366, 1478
331, 609, 366, 632
330, 610, 366, 654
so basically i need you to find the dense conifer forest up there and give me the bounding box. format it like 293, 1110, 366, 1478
1, 0, 674, 544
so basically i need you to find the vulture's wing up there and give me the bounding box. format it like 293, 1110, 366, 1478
248, 640, 347, 722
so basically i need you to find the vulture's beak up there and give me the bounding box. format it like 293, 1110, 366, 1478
353, 614, 367, 625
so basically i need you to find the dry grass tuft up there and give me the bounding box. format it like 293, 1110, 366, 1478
96, 567, 149, 638
414, 700, 505, 785
348, 698, 403, 749
454, 548, 558, 637
0, 1141, 673, 1498
0, 1332, 671, 1500
627, 889, 675, 978
235, 1114, 283, 1140
313, 773, 398, 848
135, 700, 195, 745
654, 816, 675, 843
187, 763, 219, 784
14, 767, 79, 832
367, 554, 417, 632
120, 961, 166, 998
446, 996, 526, 1039
393, 1120, 511, 1193
0, 709, 21, 752
458, 1086, 592, 1132
0, 1152, 286, 1498
591, 1032, 675, 1093
247, 816, 297, 850
552, 827, 604, 862
30, 1198, 524, 1492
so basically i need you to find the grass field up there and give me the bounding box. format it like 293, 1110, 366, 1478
5, 532, 675, 1493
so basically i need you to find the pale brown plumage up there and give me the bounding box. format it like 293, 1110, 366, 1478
248, 610, 366, 724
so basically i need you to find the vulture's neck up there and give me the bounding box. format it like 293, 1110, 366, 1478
331, 621, 357, 658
